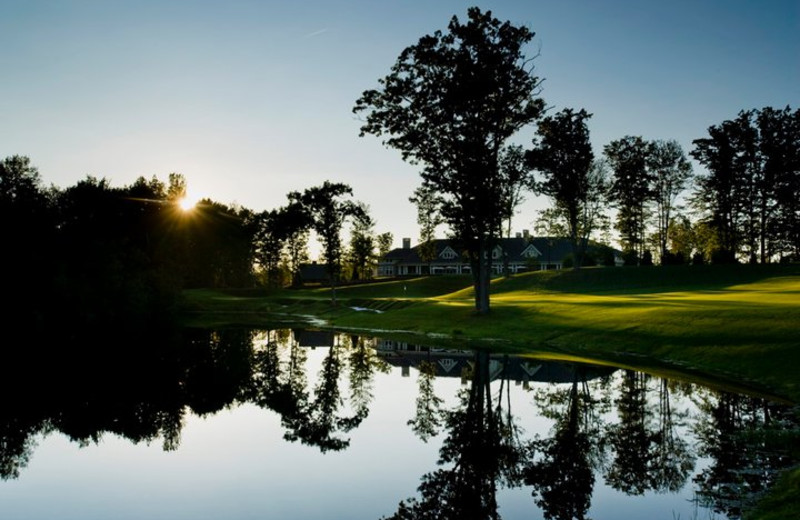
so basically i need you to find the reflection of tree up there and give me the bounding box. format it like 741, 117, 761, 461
383, 351, 526, 520
348, 335, 390, 423
250, 330, 308, 427
182, 328, 255, 416
0, 413, 47, 480
692, 392, 797, 518
650, 379, 694, 492
603, 372, 695, 496
408, 360, 444, 442
251, 332, 385, 453
283, 339, 366, 452
525, 368, 604, 520
604, 370, 655, 494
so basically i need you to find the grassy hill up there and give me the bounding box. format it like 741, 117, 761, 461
181, 264, 800, 402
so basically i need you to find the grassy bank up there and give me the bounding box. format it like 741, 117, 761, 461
180, 263, 800, 402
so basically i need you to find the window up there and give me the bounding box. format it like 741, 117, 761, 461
440, 247, 458, 259
521, 245, 541, 258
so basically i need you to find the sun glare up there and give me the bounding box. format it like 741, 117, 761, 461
178, 195, 198, 212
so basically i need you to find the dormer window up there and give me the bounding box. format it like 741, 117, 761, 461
521, 244, 541, 258
440, 246, 458, 260
492, 246, 502, 259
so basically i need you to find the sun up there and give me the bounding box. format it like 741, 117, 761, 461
178, 195, 198, 212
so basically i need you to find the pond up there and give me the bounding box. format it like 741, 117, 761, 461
0, 327, 796, 520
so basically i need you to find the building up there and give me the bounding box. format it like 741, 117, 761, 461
377, 234, 622, 277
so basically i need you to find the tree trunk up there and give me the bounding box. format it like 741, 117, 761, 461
477, 241, 491, 315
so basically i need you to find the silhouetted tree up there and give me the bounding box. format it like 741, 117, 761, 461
289, 182, 366, 304
648, 140, 693, 263
605, 136, 653, 263
347, 202, 377, 281
354, 6, 545, 314
498, 144, 532, 239
689, 107, 800, 263
253, 209, 289, 287
409, 185, 443, 274
528, 109, 608, 269
0, 155, 57, 330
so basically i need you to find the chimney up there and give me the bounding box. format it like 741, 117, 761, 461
522, 229, 530, 238
402, 237, 411, 249
515, 232, 522, 238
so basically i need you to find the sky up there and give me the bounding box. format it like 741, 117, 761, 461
2, 0, 798, 255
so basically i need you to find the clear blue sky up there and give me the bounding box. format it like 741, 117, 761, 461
2, 0, 798, 253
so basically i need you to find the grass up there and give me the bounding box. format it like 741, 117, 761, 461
179, 263, 800, 520
180, 264, 800, 402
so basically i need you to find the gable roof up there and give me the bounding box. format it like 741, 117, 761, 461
380, 237, 620, 265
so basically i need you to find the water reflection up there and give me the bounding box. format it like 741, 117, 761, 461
0, 326, 796, 520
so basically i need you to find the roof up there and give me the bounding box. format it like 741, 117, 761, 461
380, 237, 618, 264
298, 263, 328, 281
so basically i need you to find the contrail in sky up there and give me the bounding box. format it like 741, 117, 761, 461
303, 28, 329, 38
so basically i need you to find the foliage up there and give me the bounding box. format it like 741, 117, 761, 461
528, 108, 609, 268
290, 181, 367, 303
691, 106, 800, 263
605, 135, 653, 260
354, 6, 545, 314
648, 139, 693, 261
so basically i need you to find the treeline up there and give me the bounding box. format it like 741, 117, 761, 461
0, 157, 391, 332
526, 105, 800, 267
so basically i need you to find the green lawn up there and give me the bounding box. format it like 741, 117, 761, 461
180, 264, 800, 402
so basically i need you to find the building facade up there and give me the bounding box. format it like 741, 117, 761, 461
377, 236, 622, 277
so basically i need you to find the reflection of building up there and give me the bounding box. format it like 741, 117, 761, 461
376, 340, 615, 384
377, 235, 623, 277
292, 329, 335, 348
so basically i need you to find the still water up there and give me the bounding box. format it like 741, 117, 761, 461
0, 327, 795, 520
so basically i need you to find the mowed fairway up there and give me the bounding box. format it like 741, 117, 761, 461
182, 264, 800, 402
322, 265, 800, 402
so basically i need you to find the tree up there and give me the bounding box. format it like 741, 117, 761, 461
376, 231, 394, 259
409, 185, 443, 274
605, 136, 653, 263
354, 6, 545, 314
756, 106, 800, 261
0, 155, 56, 330
281, 202, 311, 287
648, 140, 693, 263
527, 108, 608, 268
690, 106, 799, 263
290, 182, 366, 304
346, 202, 376, 281
498, 144, 532, 238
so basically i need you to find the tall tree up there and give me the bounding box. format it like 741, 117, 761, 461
409, 185, 443, 274
604, 136, 653, 263
281, 202, 311, 287
498, 144, 533, 238
346, 202, 376, 281
527, 108, 606, 268
692, 113, 758, 263
647, 140, 693, 263
354, 6, 545, 314
757, 106, 800, 261
290, 182, 366, 305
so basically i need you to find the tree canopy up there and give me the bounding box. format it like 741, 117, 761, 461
354, 6, 545, 313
